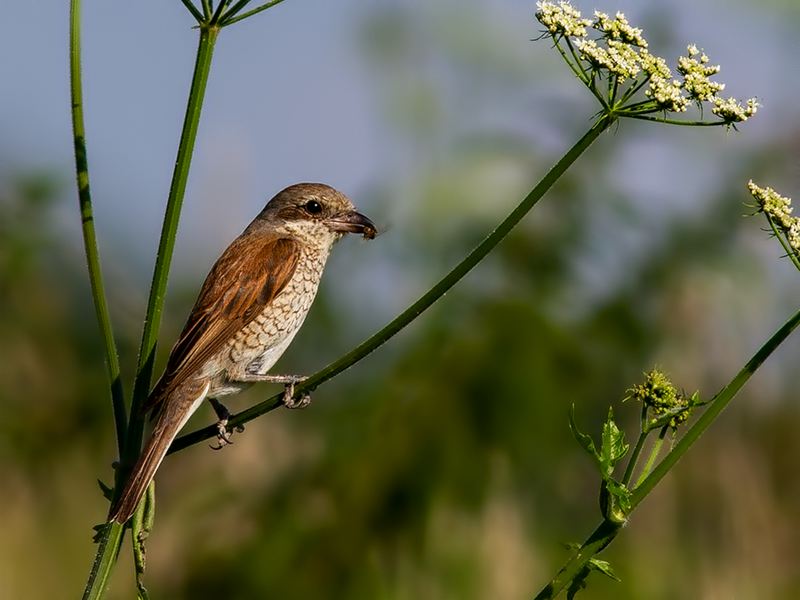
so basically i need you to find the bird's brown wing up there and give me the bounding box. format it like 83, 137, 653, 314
143, 234, 300, 415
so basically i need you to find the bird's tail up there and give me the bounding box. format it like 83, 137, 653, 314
108, 380, 209, 524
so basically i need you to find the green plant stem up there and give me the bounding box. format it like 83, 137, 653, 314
181, 0, 204, 22
533, 305, 800, 599
620, 114, 726, 127
633, 426, 667, 488
69, 0, 126, 457
620, 431, 646, 487
123, 24, 219, 472
82, 523, 125, 600
221, 0, 287, 26
83, 24, 220, 600
170, 115, 615, 453
534, 519, 621, 600
766, 217, 800, 272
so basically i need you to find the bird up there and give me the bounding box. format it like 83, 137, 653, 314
108, 182, 376, 524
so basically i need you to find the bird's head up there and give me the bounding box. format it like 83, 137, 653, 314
254, 183, 376, 248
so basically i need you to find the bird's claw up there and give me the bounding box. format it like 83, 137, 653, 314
208, 397, 243, 450
282, 377, 311, 409
210, 418, 234, 450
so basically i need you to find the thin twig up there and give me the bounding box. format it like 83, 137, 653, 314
182, 0, 205, 22
221, 0, 287, 26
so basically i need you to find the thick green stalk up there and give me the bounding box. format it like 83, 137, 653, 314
83, 25, 220, 600
533, 306, 800, 599
170, 115, 615, 453
123, 24, 219, 470
69, 0, 126, 456
82, 523, 125, 600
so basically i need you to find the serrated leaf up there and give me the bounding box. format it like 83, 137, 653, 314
589, 558, 621, 582
569, 404, 599, 461
600, 408, 629, 476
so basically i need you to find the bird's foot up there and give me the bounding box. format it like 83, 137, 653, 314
208, 398, 244, 450
280, 376, 311, 409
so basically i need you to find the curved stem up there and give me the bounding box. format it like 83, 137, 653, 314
170, 116, 615, 453
533, 305, 800, 599
69, 0, 126, 456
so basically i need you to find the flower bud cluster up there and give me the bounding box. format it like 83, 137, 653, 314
626, 369, 691, 430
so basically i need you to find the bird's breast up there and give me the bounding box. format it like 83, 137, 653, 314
224, 249, 328, 381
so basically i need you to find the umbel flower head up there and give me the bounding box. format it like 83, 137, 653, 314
748, 181, 800, 256
534, 2, 758, 127
626, 369, 694, 430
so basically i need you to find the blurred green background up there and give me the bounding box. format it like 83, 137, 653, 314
2, 0, 800, 598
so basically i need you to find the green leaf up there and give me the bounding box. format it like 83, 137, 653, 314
569, 404, 600, 461
599, 407, 629, 477
588, 558, 621, 582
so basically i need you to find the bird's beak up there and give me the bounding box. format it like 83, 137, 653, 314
327, 210, 377, 240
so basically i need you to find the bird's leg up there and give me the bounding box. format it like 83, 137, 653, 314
207, 397, 243, 449
239, 374, 311, 409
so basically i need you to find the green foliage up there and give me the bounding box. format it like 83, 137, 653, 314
570, 407, 631, 524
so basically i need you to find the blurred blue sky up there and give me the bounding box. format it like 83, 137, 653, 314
3, 0, 800, 298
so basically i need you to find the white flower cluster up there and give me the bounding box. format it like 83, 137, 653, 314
594, 11, 647, 47
645, 76, 689, 112
536, 1, 591, 38
534, 2, 759, 123
638, 49, 687, 112
712, 97, 759, 123
678, 45, 724, 101
748, 180, 800, 251
574, 38, 641, 81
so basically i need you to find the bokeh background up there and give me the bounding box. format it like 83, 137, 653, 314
2, 0, 800, 598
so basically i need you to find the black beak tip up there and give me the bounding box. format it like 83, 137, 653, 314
329, 211, 377, 240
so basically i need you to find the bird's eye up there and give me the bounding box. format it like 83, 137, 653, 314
304, 200, 323, 215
